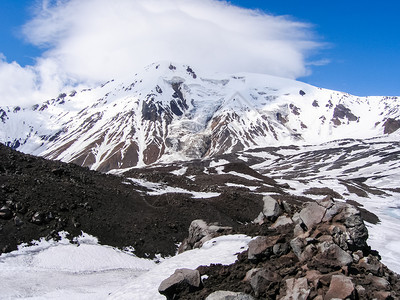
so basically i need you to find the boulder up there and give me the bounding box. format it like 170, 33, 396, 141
299, 202, 326, 230
299, 197, 368, 252
243, 268, 261, 282
321, 202, 344, 223
0, 206, 12, 220
14, 216, 24, 227
293, 223, 305, 237
356, 285, 366, 298
343, 213, 368, 250
358, 255, 383, 276
254, 195, 282, 223
316, 242, 353, 267
273, 242, 290, 257
178, 219, 232, 252
158, 268, 202, 299
368, 274, 390, 290
31, 212, 45, 225
325, 275, 355, 300
306, 270, 322, 287
250, 269, 281, 297
281, 277, 310, 300
248, 236, 280, 261
372, 291, 393, 300
271, 215, 293, 228
205, 290, 255, 300
290, 237, 307, 260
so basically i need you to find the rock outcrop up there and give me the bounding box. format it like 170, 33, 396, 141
164, 196, 400, 299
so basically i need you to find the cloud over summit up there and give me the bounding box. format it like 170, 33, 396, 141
0, 0, 323, 106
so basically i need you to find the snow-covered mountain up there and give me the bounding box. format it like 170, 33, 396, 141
1, 62, 399, 172
1, 64, 400, 298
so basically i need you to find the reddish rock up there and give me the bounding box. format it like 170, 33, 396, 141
299, 202, 326, 230
306, 269, 322, 288
372, 291, 393, 300
282, 277, 310, 300
325, 275, 355, 300
248, 235, 280, 261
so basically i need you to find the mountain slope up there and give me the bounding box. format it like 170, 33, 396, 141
1, 62, 399, 172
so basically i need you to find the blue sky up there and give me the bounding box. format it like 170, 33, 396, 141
0, 0, 399, 99
230, 1, 400, 96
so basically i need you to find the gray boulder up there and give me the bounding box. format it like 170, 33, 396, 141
254, 196, 282, 224
158, 268, 202, 299
270, 215, 293, 228
178, 219, 232, 252
299, 202, 326, 230
316, 241, 353, 267
281, 277, 310, 300
205, 290, 255, 300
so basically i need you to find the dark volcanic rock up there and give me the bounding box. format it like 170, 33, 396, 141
383, 118, 400, 134
333, 104, 358, 121
0, 206, 12, 220
0, 143, 263, 258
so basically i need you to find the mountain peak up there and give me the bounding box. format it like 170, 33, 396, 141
0, 62, 399, 171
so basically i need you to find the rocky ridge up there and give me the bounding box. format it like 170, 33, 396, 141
161, 196, 400, 299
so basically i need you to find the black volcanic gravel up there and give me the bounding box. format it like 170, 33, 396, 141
0, 144, 264, 257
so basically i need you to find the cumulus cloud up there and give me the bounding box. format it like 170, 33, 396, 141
0, 0, 323, 106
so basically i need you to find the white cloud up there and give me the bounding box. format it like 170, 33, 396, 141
0, 0, 323, 106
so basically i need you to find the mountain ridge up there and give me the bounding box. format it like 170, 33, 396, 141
1, 62, 399, 172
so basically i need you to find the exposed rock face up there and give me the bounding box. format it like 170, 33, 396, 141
333, 104, 358, 122
383, 118, 400, 134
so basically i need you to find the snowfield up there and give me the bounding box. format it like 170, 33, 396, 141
0, 233, 252, 299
